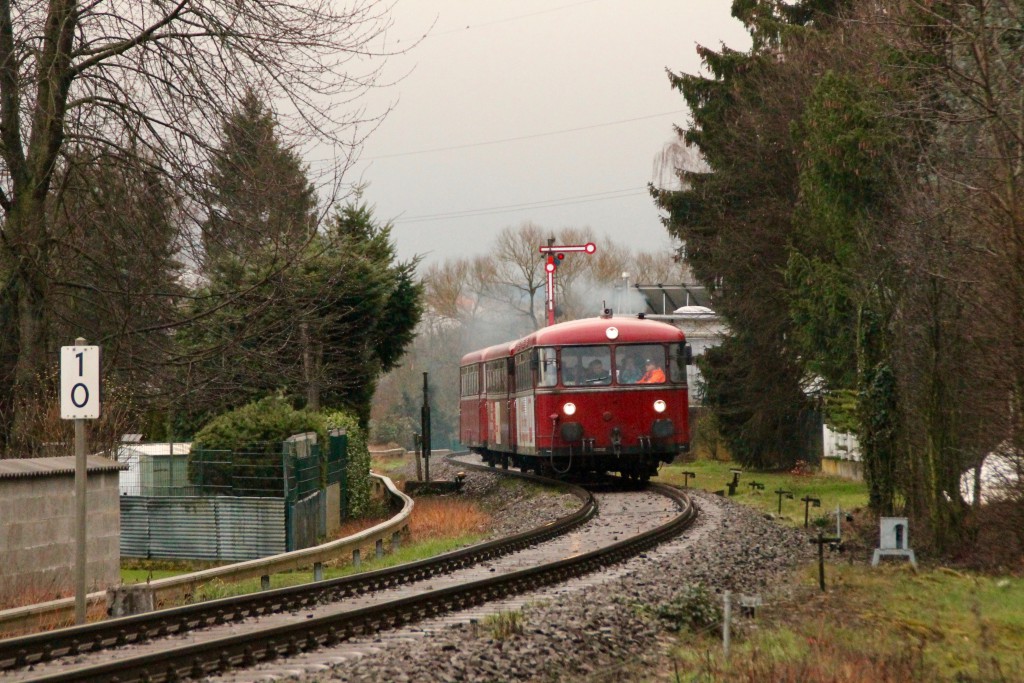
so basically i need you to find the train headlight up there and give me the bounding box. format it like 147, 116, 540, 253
653, 400, 667, 414
563, 402, 577, 416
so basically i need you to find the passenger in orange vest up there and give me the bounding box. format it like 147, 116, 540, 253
638, 358, 666, 384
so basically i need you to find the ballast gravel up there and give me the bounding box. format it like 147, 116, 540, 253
295, 457, 818, 683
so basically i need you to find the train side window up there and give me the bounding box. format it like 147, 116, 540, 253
460, 366, 479, 396
514, 352, 533, 391
537, 347, 557, 387
486, 360, 507, 393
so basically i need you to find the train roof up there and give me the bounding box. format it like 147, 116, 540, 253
460, 316, 687, 365
459, 341, 513, 366
512, 315, 685, 353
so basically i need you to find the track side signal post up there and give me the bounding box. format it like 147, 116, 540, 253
539, 238, 596, 326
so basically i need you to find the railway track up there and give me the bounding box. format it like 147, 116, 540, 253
1, 455, 697, 682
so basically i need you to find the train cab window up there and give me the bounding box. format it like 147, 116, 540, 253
616, 344, 667, 385
668, 343, 689, 384
562, 346, 611, 386
537, 347, 557, 387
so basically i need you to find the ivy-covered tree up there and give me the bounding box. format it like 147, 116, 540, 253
785, 70, 908, 512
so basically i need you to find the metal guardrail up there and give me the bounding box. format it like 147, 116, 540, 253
0, 474, 411, 636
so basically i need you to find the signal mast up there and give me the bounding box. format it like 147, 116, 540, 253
539, 237, 596, 326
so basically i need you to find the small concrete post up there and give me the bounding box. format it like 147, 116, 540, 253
392, 531, 401, 552
352, 549, 361, 567
261, 575, 270, 591
722, 590, 731, 659
375, 539, 384, 559
314, 562, 323, 582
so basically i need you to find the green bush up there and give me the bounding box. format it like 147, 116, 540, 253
187, 397, 374, 515
189, 396, 327, 494
322, 409, 371, 517
370, 414, 417, 450
655, 585, 722, 633
193, 396, 327, 451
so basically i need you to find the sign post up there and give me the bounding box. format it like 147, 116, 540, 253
61, 338, 101, 625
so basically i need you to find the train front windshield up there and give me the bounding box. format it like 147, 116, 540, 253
534, 342, 689, 389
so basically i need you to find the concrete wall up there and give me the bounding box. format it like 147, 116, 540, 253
326, 482, 341, 535
0, 468, 121, 602
821, 457, 864, 481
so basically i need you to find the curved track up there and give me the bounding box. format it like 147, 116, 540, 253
1, 456, 696, 683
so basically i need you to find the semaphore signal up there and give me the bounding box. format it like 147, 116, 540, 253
539, 238, 596, 326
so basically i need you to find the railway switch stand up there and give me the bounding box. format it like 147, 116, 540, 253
747, 481, 764, 494
775, 489, 793, 514
802, 496, 821, 528
810, 530, 841, 591
681, 471, 696, 488
726, 469, 742, 496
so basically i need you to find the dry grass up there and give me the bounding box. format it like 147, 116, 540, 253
408, 497, 490, 541
0, 582, 66, 612
325, 495, 490, 546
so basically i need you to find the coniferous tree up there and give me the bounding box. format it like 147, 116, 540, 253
202, 90, 318, 271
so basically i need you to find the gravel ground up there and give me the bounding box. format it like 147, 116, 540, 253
300, 457, 818, 683
403, 454, 583, 538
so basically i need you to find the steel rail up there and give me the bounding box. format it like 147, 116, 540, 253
0, 461, 594, 674
15, 480, 696, 682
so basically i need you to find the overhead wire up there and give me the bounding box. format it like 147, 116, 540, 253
429, 0, 607, 37
363, 111, 684, 160
396, 188, 647, 224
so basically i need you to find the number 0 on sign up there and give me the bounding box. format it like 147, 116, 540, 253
61, 346, 101, 419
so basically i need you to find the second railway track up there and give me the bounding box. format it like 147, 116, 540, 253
1, 455, 697, 683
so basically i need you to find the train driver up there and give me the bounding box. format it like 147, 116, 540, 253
637, 358, 666, 384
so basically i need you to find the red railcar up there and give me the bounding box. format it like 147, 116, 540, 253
459, 313, 690, 480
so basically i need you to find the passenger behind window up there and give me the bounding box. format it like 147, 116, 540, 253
562, 354, 583, 386
584, 359, 610, 385
618, 355, 642, 384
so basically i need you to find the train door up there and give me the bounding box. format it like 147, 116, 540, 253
505, 355, 516, 454
513, 350, 537, 455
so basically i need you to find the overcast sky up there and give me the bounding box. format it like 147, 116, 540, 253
346, 1, 751, 265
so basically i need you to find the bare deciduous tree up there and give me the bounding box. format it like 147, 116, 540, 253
0, 0, 398, 451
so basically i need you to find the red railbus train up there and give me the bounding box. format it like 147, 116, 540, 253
459, 313, 691, 481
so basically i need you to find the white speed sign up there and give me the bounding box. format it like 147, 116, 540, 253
61, 345, 101, 419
